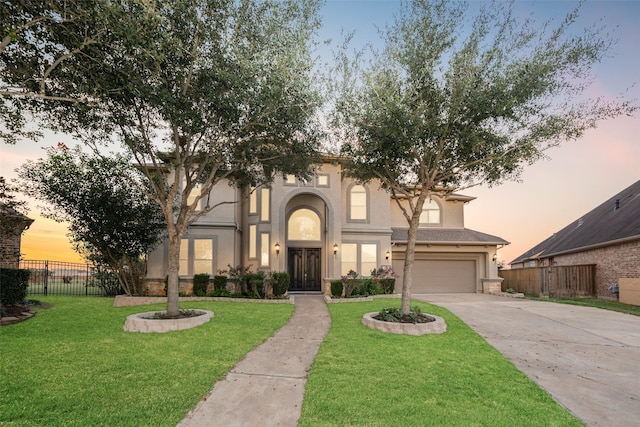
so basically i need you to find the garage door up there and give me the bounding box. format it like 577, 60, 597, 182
393, 259, 476, 293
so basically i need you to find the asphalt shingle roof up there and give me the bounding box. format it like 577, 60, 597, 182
510, 180, 640, 264
391, 227, 509, 245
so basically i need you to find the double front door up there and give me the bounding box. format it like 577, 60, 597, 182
288, 248, 321, 292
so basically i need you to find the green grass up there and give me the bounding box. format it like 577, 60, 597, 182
526, 296, 640, 316
27, 278, 104, 296
0, 297, 294, 426
299, 299, 583, 427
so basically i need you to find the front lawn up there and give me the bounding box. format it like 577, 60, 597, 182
0, 297, 294, 426
299, 300, 583, 426
2, 297, 585, 426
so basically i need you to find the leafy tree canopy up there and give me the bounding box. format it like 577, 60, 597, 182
2, 0, 324, 314
17, 144, 166, 295
333, 0, 636, 313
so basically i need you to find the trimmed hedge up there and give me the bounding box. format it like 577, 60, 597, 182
271, 272, 290, 297
193, 273, 210, 296
0, 268, 30, 305
213, 275, 227, 291
352, 278, 378, 297
330, 280, 343, 297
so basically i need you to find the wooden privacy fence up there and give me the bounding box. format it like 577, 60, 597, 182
499, 264, 596, 298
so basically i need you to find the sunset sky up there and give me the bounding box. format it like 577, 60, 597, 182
1, 0, 638, 266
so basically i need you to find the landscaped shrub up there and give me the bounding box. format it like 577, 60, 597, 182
248, 271, 265, 298
270, 271, 290, 297
330, 280, 343, 297
371, 265, 397, 294
352, 278, 378, 296
341, 270, 358, 297
193, 273, 210, 296
0, 268, 30, 305
213, 275, 227, 292
92, 269, 121, 296
218, 264, 252, 294
376, 305, 435, 323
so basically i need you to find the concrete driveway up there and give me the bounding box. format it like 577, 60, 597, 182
414, 294, 640, 427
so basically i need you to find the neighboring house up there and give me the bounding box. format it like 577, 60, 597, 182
146, 157, 508, 295
0, 202, 34, 268
510, 180, 640, 297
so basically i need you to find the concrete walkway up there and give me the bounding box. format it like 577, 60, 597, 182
415, 294, 640, 427
178, 295, 330, 427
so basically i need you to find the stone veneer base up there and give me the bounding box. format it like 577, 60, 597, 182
123, 310, 214, 333
362, 312, 447, 335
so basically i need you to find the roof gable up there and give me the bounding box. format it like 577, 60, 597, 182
511, 180, 640, 264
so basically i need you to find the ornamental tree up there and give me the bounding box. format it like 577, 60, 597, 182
17, 145, 166, 295
334, 0, 636, 314
2, 0, 323, 315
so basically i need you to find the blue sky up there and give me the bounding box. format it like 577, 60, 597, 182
1, 0, 639, 264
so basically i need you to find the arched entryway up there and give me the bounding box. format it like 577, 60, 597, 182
285, 198, 325, 292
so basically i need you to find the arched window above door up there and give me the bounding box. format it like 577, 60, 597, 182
288, 208, 321, 240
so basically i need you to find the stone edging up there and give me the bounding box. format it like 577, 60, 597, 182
324, 294, 401, 303
113, 295, 294, 307
1, 310, 35, 326
490, 292, 525, 298
362, 312, 447, 335
123, 310, 214, 333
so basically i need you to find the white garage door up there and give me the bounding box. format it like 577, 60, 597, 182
393, 259, 476, 293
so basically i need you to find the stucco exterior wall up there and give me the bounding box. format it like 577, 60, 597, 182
389, 195, 465, 229
550, 240, 640, 298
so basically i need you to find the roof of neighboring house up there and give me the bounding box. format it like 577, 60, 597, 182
391, 227, 509, 246
510, 180, 640, 264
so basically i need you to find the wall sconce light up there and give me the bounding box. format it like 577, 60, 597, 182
492, 253, 498, 262
333, 243, 339, 255
275, 242, 280, 256
385, 251, 390, 261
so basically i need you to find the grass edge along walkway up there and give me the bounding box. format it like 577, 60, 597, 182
0, 296, 294, 427
299, 299, 584, 427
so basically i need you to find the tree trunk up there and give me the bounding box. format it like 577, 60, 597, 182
166, 231, 181, 317
400, 193, 428, 315
401, 219, 419, 314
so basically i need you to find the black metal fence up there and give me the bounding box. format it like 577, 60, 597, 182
10, 260, 105, 297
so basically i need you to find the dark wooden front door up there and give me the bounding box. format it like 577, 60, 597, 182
288, 248, 321, 292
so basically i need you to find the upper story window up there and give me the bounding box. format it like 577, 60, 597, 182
288, 208, 321, 240
317, 174, 329, 187
183, 178, 201, 210
419, 198, 441, 226
284, 174, 297, 185
249, 187, 257, 214
260, 188, 270, 221
348, 184, 367, 222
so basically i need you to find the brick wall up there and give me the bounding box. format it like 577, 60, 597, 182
0, 229, 23, 268
552, 240, 640, 298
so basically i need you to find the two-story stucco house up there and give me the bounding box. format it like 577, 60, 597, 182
145, 158, 508, 295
